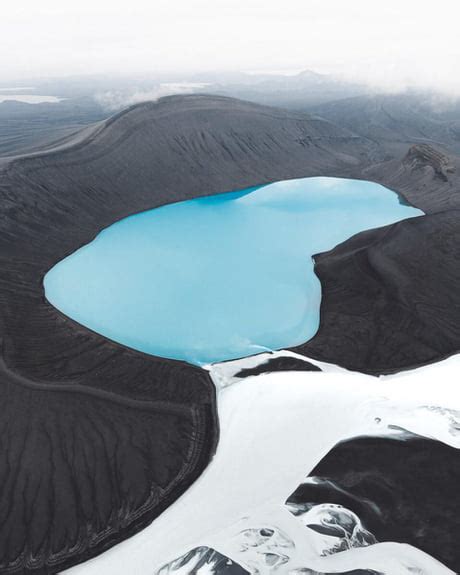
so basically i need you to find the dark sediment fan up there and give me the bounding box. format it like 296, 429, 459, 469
0, 95, 382, 573
286, 435, 460, 572
296, 210, 460, 375
234, 356, 321, 378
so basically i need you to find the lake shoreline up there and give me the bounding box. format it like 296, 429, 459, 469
1, 94, 459, 573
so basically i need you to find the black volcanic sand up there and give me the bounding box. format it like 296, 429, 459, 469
0, 94, 459, 573
299, 210, 460, 374
0, 95, 384, 574
235, 356, 321, 378
286, 435, 460, 572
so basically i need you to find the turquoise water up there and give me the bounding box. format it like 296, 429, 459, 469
44, 177, 422, 365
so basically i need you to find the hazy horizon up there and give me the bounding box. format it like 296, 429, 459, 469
2, 0, 459, 97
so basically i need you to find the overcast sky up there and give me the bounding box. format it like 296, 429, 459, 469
1, 0, 459, 94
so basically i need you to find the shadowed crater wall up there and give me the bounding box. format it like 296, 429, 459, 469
298, 211, 460, 374
0, 94, 459, 572
0, 95, 383, 573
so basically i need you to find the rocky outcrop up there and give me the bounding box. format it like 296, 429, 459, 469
403, 143, 455, 181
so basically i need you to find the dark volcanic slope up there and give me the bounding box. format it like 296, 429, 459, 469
287, 434, 460, 572
309, 93, 460, 214
300, 210, 460, 374
309, 93, 460, 155
0, 95, 385, 574
0, 97, 108, 157
1, 94, 459, 572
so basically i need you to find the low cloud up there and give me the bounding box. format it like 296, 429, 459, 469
94, 82, 210, 111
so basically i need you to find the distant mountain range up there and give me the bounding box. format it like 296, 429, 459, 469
1, 70, 460, 161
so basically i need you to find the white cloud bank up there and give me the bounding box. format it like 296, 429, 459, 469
94, 83, 210, 111
1, 0, 459, 95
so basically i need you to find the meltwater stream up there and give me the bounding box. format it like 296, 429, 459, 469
44, 177, 422, 364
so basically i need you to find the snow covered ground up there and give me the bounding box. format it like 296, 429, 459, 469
65, 352, 460, 575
